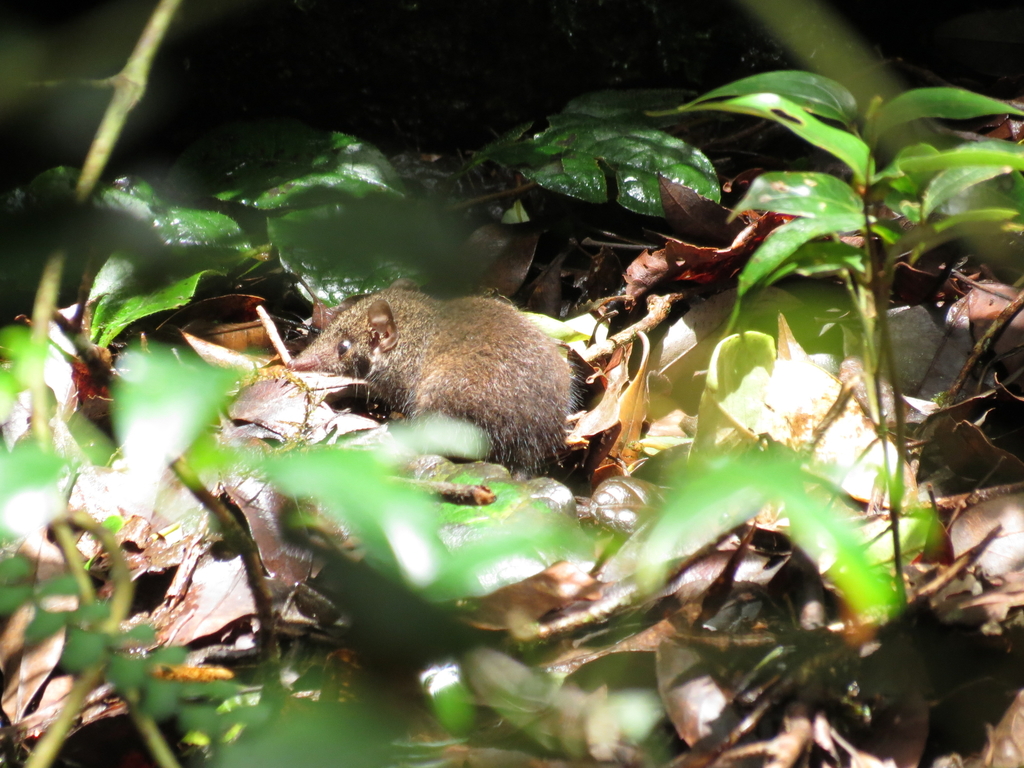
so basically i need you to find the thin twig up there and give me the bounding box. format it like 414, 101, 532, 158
582, 292, 684, 363
256, 305, 291, 364
947, 288, 1024, 402
171, 458, 279, 665
445, 181, 538, 211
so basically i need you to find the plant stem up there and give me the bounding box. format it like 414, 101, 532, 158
51, 520, 96, 607
22, 666, 104, 768
68, 512, 135, 631
128, 701, 183, 768
23, 514, 144, 768
75, 0, 185, 202
171, 458, 279, 666
863, 201, 907, 603
29, 252, 64, 448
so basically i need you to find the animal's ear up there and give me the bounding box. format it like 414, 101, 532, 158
367, 299, 399, 352
313, 292, 366, 330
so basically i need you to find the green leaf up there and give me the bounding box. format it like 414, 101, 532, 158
0, 555, 31, 585
888, 208, 1022, 266
932, 207, 1020, 232
735, 172, 863, 218
90, 260, 213, 346
260, 448, 444, 587
760, 240, 865, 285
929, 167, 1024, 221
100, 179, 250, 249
112, 344, 237, 480
897, 139, 1024, 174
0, 325, 47, 394
480, 114, 720, 215
423, 663, 474, 734
528, 152, 606, 204
561, 88, 698, 128
882, 175, 923, 223
26, 608, 69, 643
869, 88, 1024, 144
108, 654, 150, 691
0, 444, 68, 539
268, 197, 465, 304
693, 332, 776, 455
642, 453, 899, 619
62, 627, 109, 671
0, 586, 32, 614
168, 119, 404, 206
670, 70, 858, 126
738, 214, 865, 298
679, 93, 870, 185
140, 678, 182, 721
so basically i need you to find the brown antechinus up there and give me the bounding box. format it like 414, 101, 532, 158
289, 285, 572, 473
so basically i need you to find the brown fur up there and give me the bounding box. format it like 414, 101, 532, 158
289, 286, 571, 473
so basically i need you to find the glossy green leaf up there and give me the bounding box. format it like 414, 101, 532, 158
897, 139, 1024, 174
90, 260, 213, 347
528, 153, 607, 204
931, 167, 1024, 221
671, 70, 858, 126
888, 208, 1021, 263
168, 118, 404, 206
479, 114, 720, 215
738, 214, 865, 298
430, 502, 593, 599
113, 344, 237, 480
0, 444, 68, 539
422, 662, 474, 734
735, 172, 863, 218
679, 93, 870, 185
101, 179, 249, 249
870, 88, 1024, 144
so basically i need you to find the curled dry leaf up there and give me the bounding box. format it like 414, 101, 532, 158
624, 211, 790, 299
659, 176, 746, 246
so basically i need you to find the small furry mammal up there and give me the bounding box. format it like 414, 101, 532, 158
289, 285, 571, 473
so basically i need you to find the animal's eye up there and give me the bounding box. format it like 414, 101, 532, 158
337, 338, 353, 357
